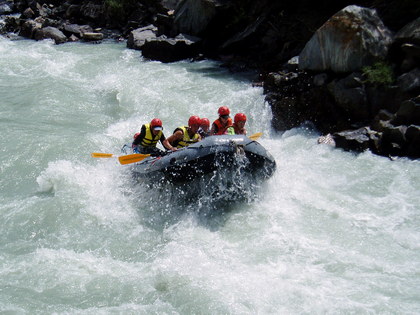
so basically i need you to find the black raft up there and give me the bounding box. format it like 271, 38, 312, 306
129, 135, 276, 184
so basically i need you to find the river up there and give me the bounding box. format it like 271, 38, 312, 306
1, 37, 419, 314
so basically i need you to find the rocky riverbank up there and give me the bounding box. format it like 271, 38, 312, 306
1, 0, 419, 158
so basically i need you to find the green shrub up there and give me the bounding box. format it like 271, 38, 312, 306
362, 62, 394, 85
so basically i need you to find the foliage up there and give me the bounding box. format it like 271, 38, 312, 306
362, 61, 394, 85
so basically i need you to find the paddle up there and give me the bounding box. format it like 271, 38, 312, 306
118, 153, 150, 165
249, 132, 263, 141
91, 152, 114, 158
91, 152, 150, 165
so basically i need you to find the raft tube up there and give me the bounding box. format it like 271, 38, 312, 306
129, 135, 276, 183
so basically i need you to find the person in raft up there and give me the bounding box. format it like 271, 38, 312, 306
132, 118, 176, 156
166, 115, 202, 149
210, 106, 233, 135
227, 113, 247, 135
198, 117, 211, 138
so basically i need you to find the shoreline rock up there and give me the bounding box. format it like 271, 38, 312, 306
1, 0, 419, 158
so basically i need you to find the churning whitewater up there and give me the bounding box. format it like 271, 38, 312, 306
1, 38, 419, 314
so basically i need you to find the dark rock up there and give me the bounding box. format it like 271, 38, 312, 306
392, 96, 420, 125
299, 5, 393, 73
81, 32, 103, 41
405, 125, 420, 158
380, 123, 407, 155
156, 13, 174, 36
66, 4, 81, 20
2, 15, 20, 34
333, 127, 379, 152
63, 23, 93, 37
22, 7, 35, 19
161, 0, 179, 11
390, 17, 420, 72
34, 26, 67, 44
397, 67, 420, 93
327, 73, 369, 121
371, 110, 394, 132
80, 2, 105, 25
173, 0, 220, 36
141, 33, 201, 62
400, 43, 420, 72
313, 73, 329, 86
0, 1, 13, 15
365, 85, 401, 115
19, 19, 41, 38
41, 18, 60, 28
221, 15, 266, 51
394, 17, 420, 46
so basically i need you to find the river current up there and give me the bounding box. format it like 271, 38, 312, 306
1, 37, 419, 314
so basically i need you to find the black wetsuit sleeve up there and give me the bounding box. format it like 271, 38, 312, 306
133, 125, 147, 145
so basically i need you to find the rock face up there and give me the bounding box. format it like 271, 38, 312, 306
299, 5, 393, 73
265, 9, 420, 159
173, 0, 220, 36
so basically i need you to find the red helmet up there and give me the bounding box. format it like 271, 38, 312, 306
188, 115, 201, 127
150, 118, 162, 128
218, 106, 230, 116
234, 113, 247, 123
200, 117, 210, 127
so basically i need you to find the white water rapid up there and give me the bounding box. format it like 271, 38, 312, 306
1, 37, 419, 314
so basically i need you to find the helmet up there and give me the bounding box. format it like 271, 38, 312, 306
188, 115, 201, 127
150, 118, 162, 128
218, 106, 230, 116
234, 113, 247, 123
200, 117, 210, 127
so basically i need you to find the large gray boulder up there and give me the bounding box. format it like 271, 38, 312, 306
127, 25, 158, 50
34, 26, 67, 44
299, 5, 393, 73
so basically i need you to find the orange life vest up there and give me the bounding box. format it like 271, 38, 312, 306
213, 118, 233, 135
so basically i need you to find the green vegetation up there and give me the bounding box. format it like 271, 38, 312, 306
362, 61, 394, 85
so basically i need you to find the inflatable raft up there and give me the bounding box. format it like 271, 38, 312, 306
128, 135, 276, 184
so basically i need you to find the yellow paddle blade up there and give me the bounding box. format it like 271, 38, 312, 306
118, 153, 150, 165
249, 132, 263, 141
91, 152, 113, 158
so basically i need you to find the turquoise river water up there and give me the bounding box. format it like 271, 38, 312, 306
1, 37, 419, 314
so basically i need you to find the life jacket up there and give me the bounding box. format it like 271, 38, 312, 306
140, 123, 162, 147
174, 126, 200, 148
227, 126, 235, 135
213, 117, 233, 135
